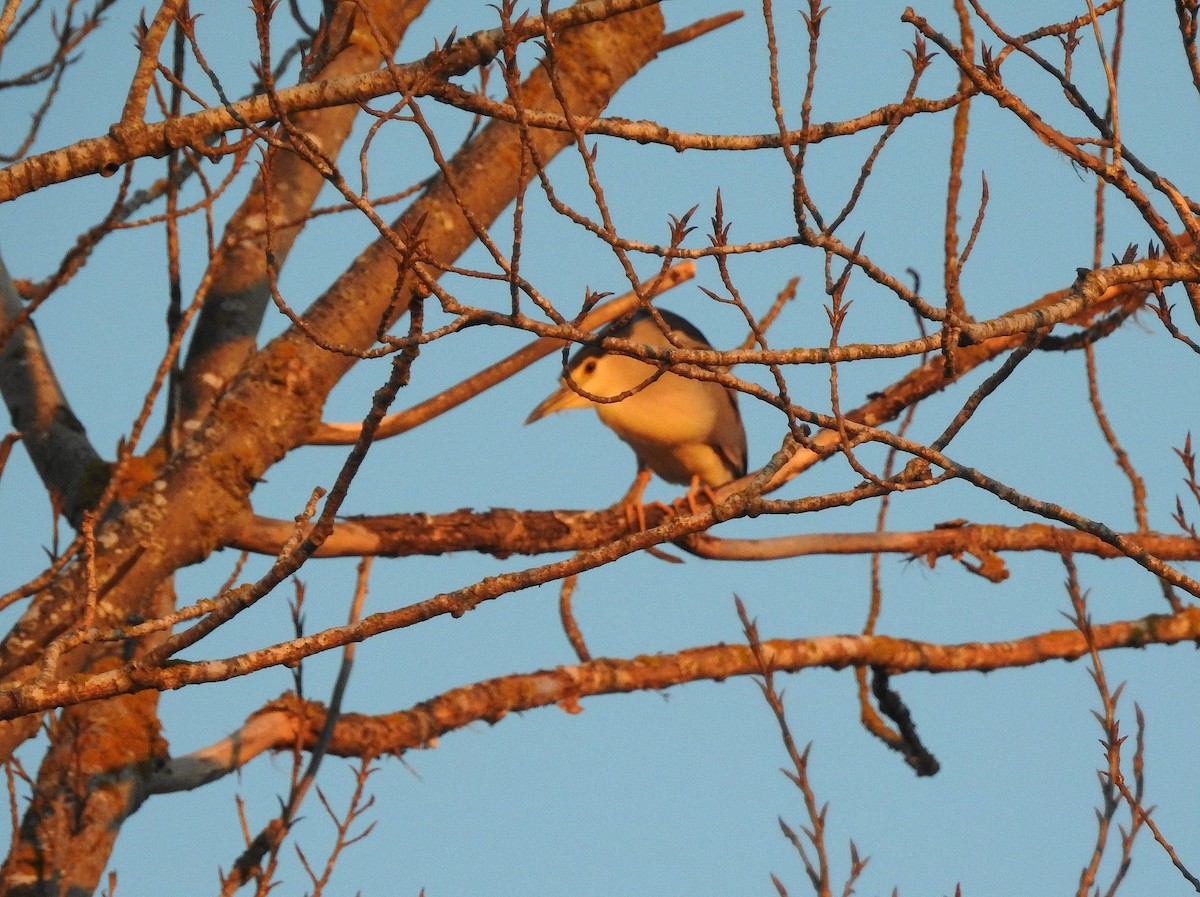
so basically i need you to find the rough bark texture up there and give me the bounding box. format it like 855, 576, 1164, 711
0, 258, 104, 527
0, 6, 665, 893
179, 0, 432, 426
1, 581, 172, 897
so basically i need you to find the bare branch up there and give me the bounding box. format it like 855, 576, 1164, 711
0, 251, 104, 527
0, 0, 664, 203
68, 606, 1200, 767
308, 261, 694, 445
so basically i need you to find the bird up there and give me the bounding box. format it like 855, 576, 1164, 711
526, 307, 747, 505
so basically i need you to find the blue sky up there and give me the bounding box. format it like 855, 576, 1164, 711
2, 1, 1200, 894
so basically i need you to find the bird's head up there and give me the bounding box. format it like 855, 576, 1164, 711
524, 310, 669, 423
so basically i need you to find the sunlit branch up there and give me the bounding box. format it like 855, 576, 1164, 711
684, 523, 1200, 566
0, 251, 104, 527
122, 605, 1200, 778
308, 262, 694, 444
178, 0, 432, 427
0, 0, 664, 202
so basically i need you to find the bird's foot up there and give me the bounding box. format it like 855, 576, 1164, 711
669, 476, 719, 516
616, 495, 672, 531
611, 472, 717, 537
613, 468, 655, 530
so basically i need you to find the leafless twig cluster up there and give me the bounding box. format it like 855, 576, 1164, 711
1, 0, 1199, 893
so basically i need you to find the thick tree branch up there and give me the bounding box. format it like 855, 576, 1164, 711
140, 605, 1200, 784
178, 0, 432, 427
146, 706, 301, 796
0, 0, 663, 203
0, 581, 173, 897
684, 523, 1200, 565
228, 505, 635, 557
0, 251, 105, 526
228, 512, 1200, 565
0, 2, 668, 751
0, 462, 780, 721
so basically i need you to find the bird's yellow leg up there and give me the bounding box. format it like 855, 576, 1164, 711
685, 475, 703, 514
620, 467, 652, 506
610, 469, 685, 561
615, 467, 653, 530
671, 475, 719, 516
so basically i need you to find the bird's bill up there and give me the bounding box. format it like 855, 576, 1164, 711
525, 380, 594, 424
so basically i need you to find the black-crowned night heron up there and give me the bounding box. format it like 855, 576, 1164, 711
526, 308, 747, 503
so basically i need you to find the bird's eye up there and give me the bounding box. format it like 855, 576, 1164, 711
581, 359, 597, 375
